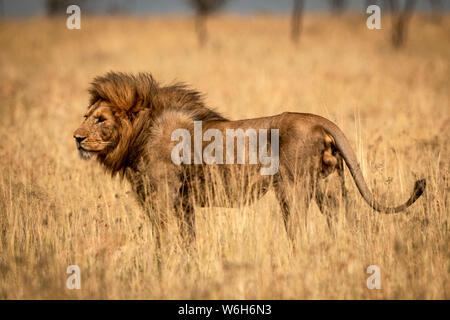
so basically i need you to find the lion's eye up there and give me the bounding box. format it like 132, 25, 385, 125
96, 116, 106, 124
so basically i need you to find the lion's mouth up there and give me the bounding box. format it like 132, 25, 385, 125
78, 146, 97, 160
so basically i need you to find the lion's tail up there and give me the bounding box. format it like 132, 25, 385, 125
317, 117, 426, 213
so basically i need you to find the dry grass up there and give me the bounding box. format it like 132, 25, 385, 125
0, 13, 449, 299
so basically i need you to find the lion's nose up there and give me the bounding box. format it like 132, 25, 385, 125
74, 135, 86, 144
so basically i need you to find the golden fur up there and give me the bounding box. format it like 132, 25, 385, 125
74, 72, 426, 242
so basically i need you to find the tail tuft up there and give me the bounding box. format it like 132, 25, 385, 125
413, 179, 426, 199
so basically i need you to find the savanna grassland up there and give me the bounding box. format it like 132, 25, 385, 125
0, 13, 448, 299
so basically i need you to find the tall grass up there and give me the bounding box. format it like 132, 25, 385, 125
0, 14, 448, 299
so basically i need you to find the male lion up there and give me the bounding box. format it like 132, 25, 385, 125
73, 72, 425, 242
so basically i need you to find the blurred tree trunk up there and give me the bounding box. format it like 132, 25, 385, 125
329, 0, 346, 15
388, 0, 416, 48
47, 0, 85, 15
195, 12, 207, 45
429, 0, 442, 24
189, 0, 227, 46
291, 0, 304, 44
365, 0, 382, 10
46, 0, 71, 15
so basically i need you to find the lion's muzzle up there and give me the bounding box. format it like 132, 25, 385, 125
73, 134, 94, 160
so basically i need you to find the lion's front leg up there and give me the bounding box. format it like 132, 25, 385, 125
138, 183, 169, 250
128, 166, 196, 247
150, 180, 196, 247
174, 196, 196, 246
156, 180, 197, 248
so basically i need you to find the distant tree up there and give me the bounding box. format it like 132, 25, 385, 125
46, 0, 86, 15
46, 0, 72, 15
364, 0, 382, 10
329, 0, 347, 15
107, 1, 126, 15
291, 0, 304, 44
387, 0, 416, 48
188, 0, 228, 46
105, 0, 138, 15
429, 0, 443, 24
0, 0, 4, 17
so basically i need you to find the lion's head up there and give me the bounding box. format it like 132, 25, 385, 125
73, 72, 227, 174
73, 72, 156, 174
73, 100, 122, 160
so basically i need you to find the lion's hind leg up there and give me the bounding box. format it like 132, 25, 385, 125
314, 142, 347, 237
